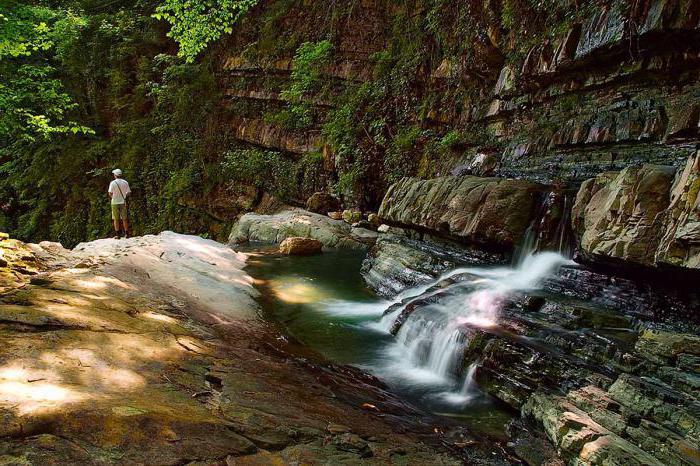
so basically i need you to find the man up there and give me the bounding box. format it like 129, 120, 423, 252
108, 168, 131, 238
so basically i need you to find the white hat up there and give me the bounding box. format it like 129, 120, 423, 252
112, 168, 123, 176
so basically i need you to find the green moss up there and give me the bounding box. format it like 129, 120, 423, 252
266, 39, 333, 130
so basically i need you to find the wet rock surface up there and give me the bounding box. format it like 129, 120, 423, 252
0, 233, 472, 465
362, 234, 505, 298
377, 256, 700, 465
378, 176, 546, 252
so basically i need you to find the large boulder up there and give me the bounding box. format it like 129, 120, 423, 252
656, 151, 700, 268
571, 153, 700, 270
378, 176, 545, 251
228, 209, 371, 250
571, 165, 675, 267
306, 192, 341, 215
279, 237, 323, 255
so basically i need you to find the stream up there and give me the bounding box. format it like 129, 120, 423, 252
243, 245, 571, 440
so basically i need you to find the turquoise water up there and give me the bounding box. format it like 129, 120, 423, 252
245, 247, 391, 363
243, 246, 514, 439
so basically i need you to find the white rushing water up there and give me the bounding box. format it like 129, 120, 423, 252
370, 267, 479, 332
375, 252, 572, 405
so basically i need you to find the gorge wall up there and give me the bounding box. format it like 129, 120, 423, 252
216, 0, 700, 192
6, 0, 699, 250
214, 0, 700, 271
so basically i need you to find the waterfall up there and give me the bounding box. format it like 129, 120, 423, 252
555, 195, 573, 258
378, 251, 571, 405
386, 312, 468, 385
370, 267, 477, 333
515, 190, 575, 263
439, 362, 480, 405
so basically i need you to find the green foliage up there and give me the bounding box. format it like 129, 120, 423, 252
439, 130, 465, 150
385, 126, 424, 185
297, 150, 325, 196
153, 0, 258, 62
500, 0, 590, 57
0, 4, 93, 143
268, 40, 333, 130
1, 3, 235, 246
322, 27, 428, 206
282, 40, 333, 101
221, 147, 325, 202
0, 4, 61, 59
222, 147, 297, 200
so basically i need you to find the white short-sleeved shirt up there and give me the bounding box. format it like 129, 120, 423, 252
108, 179, 131, 205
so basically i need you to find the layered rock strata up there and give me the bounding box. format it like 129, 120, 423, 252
378, 176, 546, 252
573, 151, 700, 269
217, 0, 700, 202
381, 263, 700, 465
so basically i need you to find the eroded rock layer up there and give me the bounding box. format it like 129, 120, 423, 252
572, 150, 700, 269
216, 0, 700, 201
372, 248, 700, 465
378, 176, 545, 251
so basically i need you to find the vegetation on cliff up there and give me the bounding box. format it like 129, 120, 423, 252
2, 0, 698, 260
2, 1, 224, 245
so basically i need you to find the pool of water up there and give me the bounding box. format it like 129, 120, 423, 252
243, 246, 515, 439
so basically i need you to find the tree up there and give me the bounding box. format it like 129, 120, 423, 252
0, 3, 93, 144
153, 0, 258, 63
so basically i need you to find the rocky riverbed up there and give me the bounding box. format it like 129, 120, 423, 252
0, 232, 475, 465
2, 145, 699, 465
220, 149, 700, 465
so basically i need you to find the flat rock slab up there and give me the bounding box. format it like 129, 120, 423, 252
0, 232, 465, 465
74, 232, 259, 320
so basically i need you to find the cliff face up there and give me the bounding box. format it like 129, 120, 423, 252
4, 1, 698, 251
213, 0, 699, 271
218, 0, 699, 192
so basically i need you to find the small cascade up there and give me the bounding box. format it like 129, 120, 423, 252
516, 189, 575, 263
379, 251, 571, 404
364, 188, 576, 406
460, 362, 479, 396
388, 313, 468, 385
438, 362, 480, 405
372, 267, 476, 333
553, 194, 573, 258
